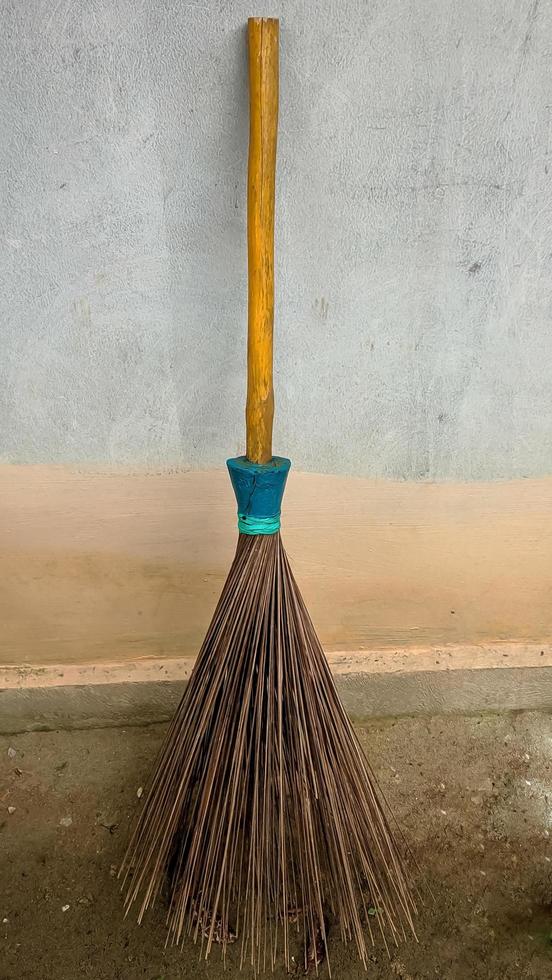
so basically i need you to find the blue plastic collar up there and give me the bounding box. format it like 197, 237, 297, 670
226, 456, 291, 535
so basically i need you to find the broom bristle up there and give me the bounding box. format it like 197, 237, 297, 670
120, 532, 417, 971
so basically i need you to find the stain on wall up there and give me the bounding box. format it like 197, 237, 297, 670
1, 0, 551, 480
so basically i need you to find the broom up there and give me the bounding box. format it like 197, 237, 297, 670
120, 17, 417, 973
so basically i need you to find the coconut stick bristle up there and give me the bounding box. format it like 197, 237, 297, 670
119, 532, 417, 971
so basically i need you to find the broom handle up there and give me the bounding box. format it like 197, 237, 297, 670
246, 17, 279, 465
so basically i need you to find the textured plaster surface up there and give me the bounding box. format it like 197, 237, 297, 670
1, 0, 552, 479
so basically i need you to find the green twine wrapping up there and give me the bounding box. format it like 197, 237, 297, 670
237, 513, 280, 535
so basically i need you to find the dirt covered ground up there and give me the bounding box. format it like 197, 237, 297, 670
1, 711, 552, 979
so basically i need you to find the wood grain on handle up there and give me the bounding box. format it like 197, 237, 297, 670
246, 17, 279, 464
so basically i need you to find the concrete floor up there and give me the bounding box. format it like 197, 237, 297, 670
1, 712, 552, 979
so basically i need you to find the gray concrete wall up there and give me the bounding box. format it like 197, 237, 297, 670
1, 0, 551, 480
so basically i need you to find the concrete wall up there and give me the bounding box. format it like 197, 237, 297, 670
2, 0, 551, 480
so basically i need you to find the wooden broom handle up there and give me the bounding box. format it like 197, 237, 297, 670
246, 17, 279, 465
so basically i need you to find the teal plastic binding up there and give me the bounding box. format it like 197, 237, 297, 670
237, 513, 281, 535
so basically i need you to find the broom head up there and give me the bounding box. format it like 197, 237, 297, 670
120, 463, 417, 972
